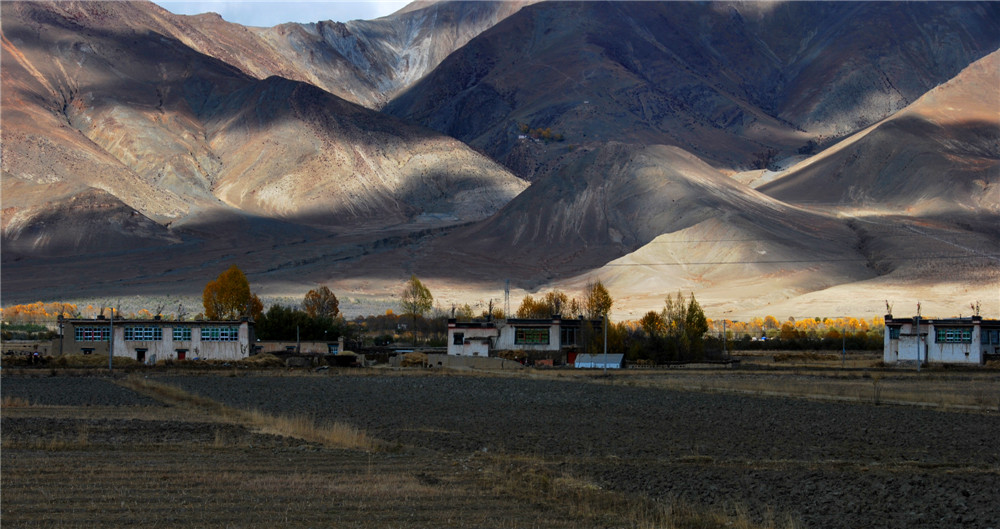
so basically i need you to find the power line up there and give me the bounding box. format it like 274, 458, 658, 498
639, 232, 979, 244
602, 254, 1000, 267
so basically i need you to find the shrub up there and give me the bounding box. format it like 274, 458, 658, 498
51, 354, 139, 368
239, 353, 284, 368
400, 352, 428, 367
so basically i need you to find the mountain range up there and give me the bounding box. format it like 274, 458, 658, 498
2, 0, 998, 319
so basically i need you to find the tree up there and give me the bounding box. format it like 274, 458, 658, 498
515, 290, 580, 319
685, 294, 709, 360
516, 295, 547, 318
639, 310, 666, 337
303, 286, 339, 320
203, 265, 263, 320
584, 280, 613, 319
400, 275, 433, 345
256, 304, 342, 341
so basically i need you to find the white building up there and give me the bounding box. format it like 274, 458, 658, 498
447, 320, 497, 357
447, 316, 600, 361
884, 315, 999, 365
59, 317, 255, 363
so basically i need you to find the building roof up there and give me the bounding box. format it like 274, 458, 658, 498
574, 353, 625, 368
886, 315, 997, 327
448, 319, 497, 329
62, 317, 250, 325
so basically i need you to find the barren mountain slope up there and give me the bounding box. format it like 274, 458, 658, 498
2, 0, 997, 319
586, 48, 1000, 319
118, 0, 535, 109
1, 0, 526, 261
386, 1, 1000, 179
411, 143, 867, 284
251, 1, 538, 108
760, 50, 1000, 215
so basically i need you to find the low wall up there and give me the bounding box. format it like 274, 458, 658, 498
391, 353, 524, 370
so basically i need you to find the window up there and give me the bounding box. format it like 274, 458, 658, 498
75, 326, 110, 342
560, 326, 580, 346
935, 327, 971, 343
453, 332, 465, 345
888, 326, 900, 339
173, 327, 192, 341
983, 330, 999, 345
515, 327, 549, 345
202, 326, 239, 341
124, 326, 163, 341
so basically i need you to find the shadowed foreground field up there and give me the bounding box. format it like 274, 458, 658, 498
3, 370, 999, 528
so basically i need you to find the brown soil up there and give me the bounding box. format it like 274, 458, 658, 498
3, 371, 998, 528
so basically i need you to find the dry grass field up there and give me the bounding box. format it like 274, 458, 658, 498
3, 360, 999, 528
570, 352, 1000, 412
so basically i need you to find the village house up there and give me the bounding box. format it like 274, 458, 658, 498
57, 316, 254, 363
447, 315, 602, 364
884, 314, 999, 365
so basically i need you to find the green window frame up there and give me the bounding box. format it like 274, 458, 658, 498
935, 327, 971, 344
202, 326, 239, 342
124, 326, 163, 341
515, 327, 549, 345
888, 326, 900, 339
75, 326, 110, 342
173, 327, 192, 341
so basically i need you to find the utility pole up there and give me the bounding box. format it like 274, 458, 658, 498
915, 302, 922, 372
602, 315, 608, 376
722, 320, 727, 360
504, 279, 510, 320
108, 308, 114, 373
842, 330, 846, 368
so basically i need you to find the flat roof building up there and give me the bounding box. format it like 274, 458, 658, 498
58, 316, 254, 364
447, 316, 603, 365
884, 315, 999, 365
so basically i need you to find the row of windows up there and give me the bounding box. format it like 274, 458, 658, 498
935, 327, 972, 344
75, 327, 110, 342
887, 326, 998, 344
124, 327, 163, 341
75, 326, 235, 342
515, 327, 550, 345
202, 327, 240, 341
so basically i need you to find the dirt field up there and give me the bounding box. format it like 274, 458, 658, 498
3, 369, 999, 528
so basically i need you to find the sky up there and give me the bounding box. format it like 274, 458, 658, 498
154, 1, 411, 26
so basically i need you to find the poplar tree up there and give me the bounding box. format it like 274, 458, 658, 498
400, 275, 433, 345
303, 286, 339, 320
202, 265, 263, 320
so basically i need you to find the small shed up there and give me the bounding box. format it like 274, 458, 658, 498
574, 353, 625, 369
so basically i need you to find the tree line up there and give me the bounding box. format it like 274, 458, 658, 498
2, 264, 887, 356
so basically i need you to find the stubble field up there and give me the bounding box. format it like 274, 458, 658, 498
2, 368, 999, 528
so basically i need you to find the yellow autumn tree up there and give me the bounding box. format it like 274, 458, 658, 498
202, 265, 263, 320
303, 285, 340, 320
